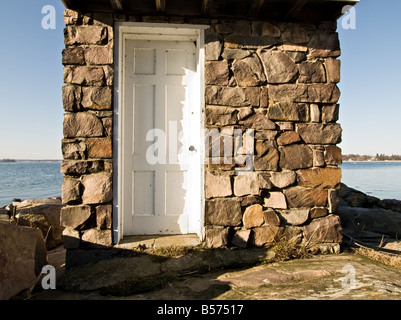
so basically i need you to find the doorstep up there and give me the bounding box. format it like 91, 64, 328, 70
114, 234, 202, 251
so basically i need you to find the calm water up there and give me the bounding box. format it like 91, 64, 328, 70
0, 161, 63, 207
0, 160, 400, 207
340, 161, 401, 200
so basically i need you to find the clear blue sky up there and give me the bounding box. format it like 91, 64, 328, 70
0, 0, 399, 159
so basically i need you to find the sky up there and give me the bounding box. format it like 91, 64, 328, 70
0, 0, 399, 159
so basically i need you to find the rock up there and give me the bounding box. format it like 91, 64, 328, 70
268, 84, 340, 104
60, 205, 93, 230
63, 112, 104, 138
205, 86, 260, 107
280, 208, 309, 226
64, 26, 108, 45
15, 200, 65, 250
96, 204, 112, 230
81, 228, 113, 248
280, 226, 303, 243
224, 35, 281, 49
205, 33, 222, 61
328, 189, 340, 213
63, 66, 105, 86
296, 123, 342, 144
62, 139, 86, 160
62, 177, 81, 204
251, 22, 281, 37
263, 209, 281, 226
62, 228, 81, 249
277, 131, 301, 146
0, 223, 47, 300
222, 48, 251, 60
279, 144, 313, 170
298, 61, 326, 83
216, 22, 251, 35
302, 214, 342, 243
338, 183, 381, 208
86, 137, 113, 159
205, 227, 230, 248
205, 106, 238, 126
264, 192, 287, 209
62, 85, 82, 112
296, 167, 342, 189
243, 204, 264, 229
254, 147, 279, 171
81, 173, 113, 204
252, 226, 283, 246
81, 86, 112, 110
310, 207, 328, 219
258, 174, 272, 190
267, 102, 309, 122
62, 47, 85, 65
325, 145, 342, 165
313, 149, 325, 167
281, 24, 309, 44
205, 199, 242, 227
61, 160, 106, 175
240, 110, 276, 130
325, 58, 341, 83
231, 229, 251, 248
310, 104, 320, 122
205, 61, 229, 85
234, 173, 259, 197
284, 187, 328, 208
205, 171, 232, 198
269, 171, 296, 189
258, 50, 299, 84
322, 104, 339, 123
84, 46, 113, 65
308, 32, 341, 58
232, 55, 266, 87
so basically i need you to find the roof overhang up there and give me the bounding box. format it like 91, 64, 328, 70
61, 0, 359, 22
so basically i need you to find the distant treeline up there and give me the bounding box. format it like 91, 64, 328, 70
344, 154, 401, 161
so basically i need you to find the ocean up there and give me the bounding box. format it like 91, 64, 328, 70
0, 160, 400, 207
340, 161, 401, 201
0, 161, 63, 207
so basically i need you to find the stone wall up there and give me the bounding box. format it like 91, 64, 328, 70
61, 10, 114, 249
202, 19, 343, 252
61, 10, 343, 252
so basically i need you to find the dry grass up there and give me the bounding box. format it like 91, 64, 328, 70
356, 248, 401, 270
270, 239, 312, 262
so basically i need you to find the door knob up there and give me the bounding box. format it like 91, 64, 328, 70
189, 145, 196, 152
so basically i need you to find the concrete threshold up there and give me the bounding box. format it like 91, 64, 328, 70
115, 234, 202, 251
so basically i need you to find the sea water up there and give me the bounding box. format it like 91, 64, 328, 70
0, 161, 63, 207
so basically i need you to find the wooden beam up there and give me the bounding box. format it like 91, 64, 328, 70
285, 0, 309, 18
248, 0, 265, 18
110, 0, 124, 12
155, 0, 167, 12
201, 0, 213, 16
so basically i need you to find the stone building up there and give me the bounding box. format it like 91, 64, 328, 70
60, 0, 359, 259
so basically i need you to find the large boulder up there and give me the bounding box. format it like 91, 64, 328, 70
15, 198, 65, 250
0, 222, 47, 300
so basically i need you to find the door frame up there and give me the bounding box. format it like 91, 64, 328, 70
113, 22, 208, 244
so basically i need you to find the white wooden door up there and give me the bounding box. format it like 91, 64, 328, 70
122, 38, 201, 236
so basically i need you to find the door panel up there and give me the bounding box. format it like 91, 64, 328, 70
123, 39, 198, 236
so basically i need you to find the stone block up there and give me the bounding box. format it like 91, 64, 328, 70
269, 171, 296, 188
322, 104, 339, 123
216, 22, 251, 35
328, 189, 340, 213
81, 228, 113, 248
63, 112, 104, 138
296, 123, 342, 144
258, 50, 299, 84
205, 171, 232, 198
62, 228, 81, 249
231, 229, 251, 248
298, 61, 326, 83
61, 160, 105, 176
308, 32, 341, 58
205, 61, 229, 85
276, 131, 301, 146
205, 106, 238, 126
284, 187, 328, 208
205, 199, 242, 227
243, 204, 264, 229
232, 55, 266, 87
60, 205, 93, 230
62, 139, 87, 160
325, 145, 342, 165
86, 137, 113, 159
267, 102, 309, 122
81, 173, 113, 204
62, 47, 85, 65
205, 33, 222, 61
252, 225, 283, 246
313, 149, 325, 167
264, 192, 287, 209
240, 110, 276, 130
302, 214, 342, 243
280, 208, 309, 226
281, 23, 309, 44
268, 84, 340, 104
325, 58, 341, 83
224, 35, 281, 49
221, 48, 251, 60
96, 204, 112, 230
263, 209, 281, 226
64, 66, 105, 86
64, 26, 107, 45
205, 86, 260, 107
310, 207, 328, 219
253, 146, 279, 171
279, 144, 313, 170
81, 86, 112, 110
84, 46, 113, 65
62, 177, 82, 204
62, 85, 82, 112
251, 22, 281, 37
205, 227, 230, 248
297, 167, 342, 189
234, 173, 259, 197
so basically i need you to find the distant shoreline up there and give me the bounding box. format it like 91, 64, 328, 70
343, 160, 401, 163
0, 159, 62, 163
